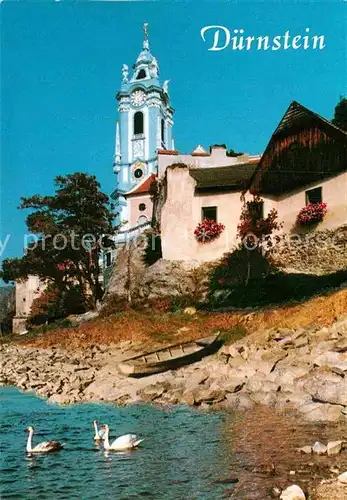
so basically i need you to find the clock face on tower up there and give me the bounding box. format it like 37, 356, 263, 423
131, 90, 146, 107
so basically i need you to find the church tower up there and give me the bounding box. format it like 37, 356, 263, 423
112, 23, 174, 226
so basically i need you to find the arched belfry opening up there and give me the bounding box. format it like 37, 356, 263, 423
136, 69, 147, 80
134, 112, 144, 135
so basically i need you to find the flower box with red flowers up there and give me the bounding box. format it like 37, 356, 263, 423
297, 202, 327, 225
194, 218, 225, 243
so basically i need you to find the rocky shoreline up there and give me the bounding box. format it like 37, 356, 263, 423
1, 316, 346, 420
1, 316, 347, 499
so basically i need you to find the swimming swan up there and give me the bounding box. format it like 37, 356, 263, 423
93, 420, 105, 441
25, 426, 63, 453
101, 424, 143, 451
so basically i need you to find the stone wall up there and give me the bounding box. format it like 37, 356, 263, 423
272, 225, 347, 275
13, 276, 47, 334
103, 232, 212, 305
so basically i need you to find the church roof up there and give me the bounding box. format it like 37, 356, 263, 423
190, 163, 258, 191
158, 149, 179, 155
125, 174, 156, 196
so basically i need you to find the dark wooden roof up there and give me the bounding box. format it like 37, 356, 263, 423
190, 163, 258, 192
248, 101, 347, 195
273, 101, 347, 139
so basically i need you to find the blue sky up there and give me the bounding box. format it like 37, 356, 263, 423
1, 0, 346, 264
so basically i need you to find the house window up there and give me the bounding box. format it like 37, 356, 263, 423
202, 206, 217, 221
139, 203, 146, 211
306, 187, 322, 205
134, 112, 144, 135
136, 69, 146, 80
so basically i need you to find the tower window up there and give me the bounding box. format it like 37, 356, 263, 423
134, 112, 144, 135
136, 69, 147, 80
139, 203, 146, 211
161, 119, 165, 144
134, 168, 144, 179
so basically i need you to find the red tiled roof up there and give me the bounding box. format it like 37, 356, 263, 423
125, 174, 156, 196
158, 149, 179, 155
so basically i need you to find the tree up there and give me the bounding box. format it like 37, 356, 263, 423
332, 97, 347, 131
0, 173, 116, 309
236, 196, 283, 285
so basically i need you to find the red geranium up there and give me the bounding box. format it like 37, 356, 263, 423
194, 218, 225, 243
297, 202, 327, 225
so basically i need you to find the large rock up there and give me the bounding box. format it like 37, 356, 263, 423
224, 392, 254, 411
295, 368, 347, 406
250, 390, 277, 406
312, 441, 327, 455
313, 351, 347, 372
272, 364, 311, 387
184, 370, 209, 392
299, 402, 344, 422
280, 484, 306, 500
198, 388, 226, 404
327, 440, 343, 456
104, 235, 211, 303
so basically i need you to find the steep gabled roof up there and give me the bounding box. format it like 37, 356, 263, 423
248, 101, 347, 195
125, 173, 156, 197
273, 101, 347, 139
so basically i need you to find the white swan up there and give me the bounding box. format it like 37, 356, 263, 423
93, 420, 105, 441
101, 424, 143, 451
25, 426, 63, 453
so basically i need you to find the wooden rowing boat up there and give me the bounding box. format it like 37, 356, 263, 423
117, 332, 221, 377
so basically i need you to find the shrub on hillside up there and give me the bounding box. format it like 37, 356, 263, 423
27, 285, 86, 327
237, 196, 283, 248
210, 245, 277, 293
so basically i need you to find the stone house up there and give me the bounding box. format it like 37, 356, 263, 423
155, 101, 347, 263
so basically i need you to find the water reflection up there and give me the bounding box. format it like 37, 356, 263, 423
220, 405, 347, 499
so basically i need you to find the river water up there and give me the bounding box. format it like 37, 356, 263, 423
0, 387, 240, 499
2, 387, 346, 499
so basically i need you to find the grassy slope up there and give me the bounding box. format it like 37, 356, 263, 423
19, 286, 347, 350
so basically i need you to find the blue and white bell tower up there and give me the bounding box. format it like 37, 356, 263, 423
112, 23, 175, 226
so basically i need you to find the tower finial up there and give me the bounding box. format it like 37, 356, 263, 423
143, 22, 149, 50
